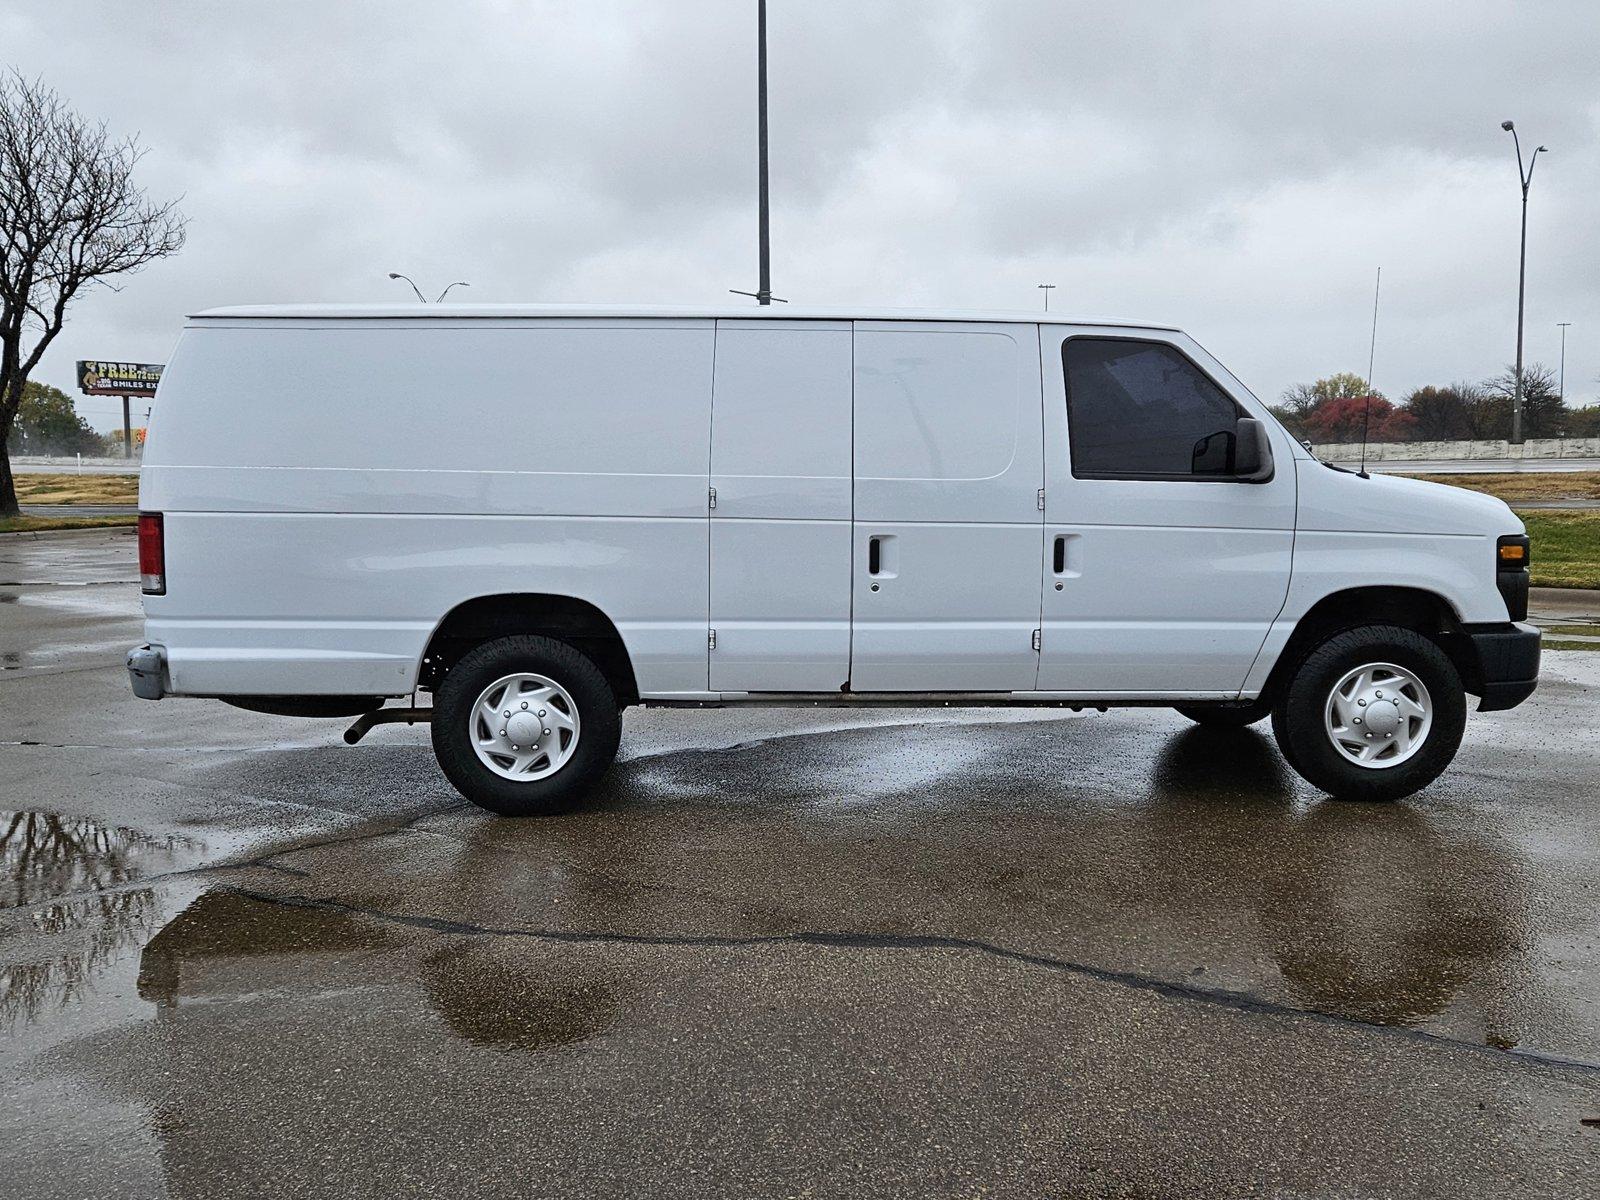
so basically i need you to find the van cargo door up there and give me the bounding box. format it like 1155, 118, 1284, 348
709, 321, 854, 692
849, 322, 1045, 691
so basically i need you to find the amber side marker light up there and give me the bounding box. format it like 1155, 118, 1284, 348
1499, 543, 1527, 563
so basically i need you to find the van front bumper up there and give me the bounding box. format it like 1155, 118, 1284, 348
1464, 622, 1540, 712
127, 644, 168, 700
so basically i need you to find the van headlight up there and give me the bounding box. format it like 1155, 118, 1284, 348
1496, 534, 1529, 621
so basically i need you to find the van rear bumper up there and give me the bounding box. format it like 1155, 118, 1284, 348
1463, 622, 1541, 712
127, 644, 168, 700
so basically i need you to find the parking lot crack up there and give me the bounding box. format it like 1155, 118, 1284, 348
221, 886, 1600, 1080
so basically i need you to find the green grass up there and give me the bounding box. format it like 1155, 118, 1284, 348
1545, 640, 1600, 652
14, 472, 140, 505
1407, 471, 1600, 504
1517, 511, 1600, 589
1539, 624, 1600, 636
0, 514, 136, 534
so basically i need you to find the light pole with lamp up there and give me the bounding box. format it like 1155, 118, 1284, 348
1037, 283, 1056, 312
386, 274, 471, 303
1501, 120, 1548, 445
1557, 321, 1572, 403
387, 272, 427, 303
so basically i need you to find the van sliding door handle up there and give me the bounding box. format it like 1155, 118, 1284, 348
868, 536, 882, 576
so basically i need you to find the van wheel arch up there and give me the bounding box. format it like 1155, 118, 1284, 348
1264, 586, 1479, 704
419, 594, 639, 707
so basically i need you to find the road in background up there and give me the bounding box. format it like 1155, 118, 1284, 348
1347, 457, 1600, 475
18, 505, 138, 519
12, 458, 142, 476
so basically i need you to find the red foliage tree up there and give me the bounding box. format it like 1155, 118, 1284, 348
1301, 395, 1416, 444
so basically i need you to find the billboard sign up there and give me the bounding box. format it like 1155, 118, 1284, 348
78, 360, 164, 398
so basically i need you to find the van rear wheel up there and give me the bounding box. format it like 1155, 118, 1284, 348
432, 635, 621, 816
1271, 624, 1465, 803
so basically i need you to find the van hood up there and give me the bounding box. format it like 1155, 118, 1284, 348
1295, 460, 1524, 537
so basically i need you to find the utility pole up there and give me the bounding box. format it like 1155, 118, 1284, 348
1557, 322, 1572, 403
1037, 283, 1056, 312
1501, 121, 1548, 445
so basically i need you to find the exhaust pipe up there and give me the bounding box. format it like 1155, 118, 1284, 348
343, 706, 432, 745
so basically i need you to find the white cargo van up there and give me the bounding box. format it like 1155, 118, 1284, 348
127, 305, 1539, 813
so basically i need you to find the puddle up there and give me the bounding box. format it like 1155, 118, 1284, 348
137, 890, 398, 1007
0, 809, 209, 909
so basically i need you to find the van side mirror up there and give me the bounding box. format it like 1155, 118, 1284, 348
1232, 417, 1274, 483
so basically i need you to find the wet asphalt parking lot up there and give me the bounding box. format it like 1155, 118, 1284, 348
1, 528, 1598, 1199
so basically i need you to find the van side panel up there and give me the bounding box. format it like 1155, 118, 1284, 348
141, 320, 714, 697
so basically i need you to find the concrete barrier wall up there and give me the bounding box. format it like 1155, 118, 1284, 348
12, 454, 142, 470
1312, 437, 1600, 463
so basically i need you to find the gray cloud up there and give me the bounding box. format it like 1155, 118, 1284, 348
6, 0, 1598, 431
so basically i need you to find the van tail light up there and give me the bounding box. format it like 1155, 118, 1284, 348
138, 513, 166, 595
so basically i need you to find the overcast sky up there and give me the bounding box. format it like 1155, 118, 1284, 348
7, 0, 1599, 431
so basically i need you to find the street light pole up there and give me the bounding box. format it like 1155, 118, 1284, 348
387, 272, 427, 303
1501, 121, 1548, 445
756, 0, 771, 306
1037, 283, 1056, 312
1557, 321, 1572, 404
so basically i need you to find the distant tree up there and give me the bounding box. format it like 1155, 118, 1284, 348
4, 381, 105, 456
1402, 384, 1480, 442
0, 72, 185, 516
1482, 364, 1563, 440
1273, 373, 1376, 441
1564, 406, 1600, 438
1301, 394, 1415, 445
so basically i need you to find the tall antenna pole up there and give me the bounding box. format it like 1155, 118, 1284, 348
1358, 266, 1382, 478
756, 0, 771, 306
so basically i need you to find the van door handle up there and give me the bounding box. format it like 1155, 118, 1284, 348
868, 536, 882, 576
1052, 534, 1080, 584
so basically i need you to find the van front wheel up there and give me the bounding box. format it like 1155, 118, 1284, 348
432, 635, 621, 816
1271, 624, 1465, 802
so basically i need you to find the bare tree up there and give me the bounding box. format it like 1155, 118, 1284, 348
0, 72, 185, 516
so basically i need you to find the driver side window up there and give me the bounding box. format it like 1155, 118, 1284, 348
1063, 338, 1243, 479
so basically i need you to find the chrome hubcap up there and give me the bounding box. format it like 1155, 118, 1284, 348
1324, 662, 1432, 769
470, 672, 580, 781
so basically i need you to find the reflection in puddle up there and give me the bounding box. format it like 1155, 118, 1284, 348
1147, 727, 1519, 1030
1, 809, 206, 908
1, 889, 164, 1026
1, 812, 208, 1027
538, 721, 1530, 1037
137, 890, 397, 1007
423, 942, 619, 1053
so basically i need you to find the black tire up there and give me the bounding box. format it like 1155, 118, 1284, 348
1174, 699, 1272, 728
431, 635, 621, 816
1270, 624, 1465, 803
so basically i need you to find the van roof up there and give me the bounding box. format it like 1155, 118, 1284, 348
189, 303, 1181, 331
